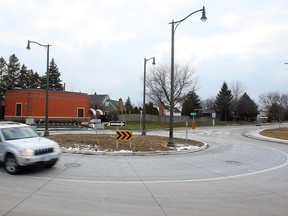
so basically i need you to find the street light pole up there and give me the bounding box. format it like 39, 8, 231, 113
26, 40, 51, 136
142, 57, 156, 135
168, 6, 207, 146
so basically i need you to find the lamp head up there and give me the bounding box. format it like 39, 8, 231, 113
201, 6, 207, 22
152, 57, 156, 65
26, 40, 31, 50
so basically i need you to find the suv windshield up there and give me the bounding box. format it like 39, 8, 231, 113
2, 126, 38, 141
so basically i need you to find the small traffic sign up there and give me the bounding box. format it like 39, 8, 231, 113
190, 112, 197, 116
116, 131, 132, 140
108, 121, 126, 127
192, 121, 196, 129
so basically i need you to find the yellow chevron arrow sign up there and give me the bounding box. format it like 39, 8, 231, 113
116, 131, 132, 140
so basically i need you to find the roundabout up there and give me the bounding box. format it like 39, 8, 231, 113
1, 124, 288, 216
18, 138, 287, 183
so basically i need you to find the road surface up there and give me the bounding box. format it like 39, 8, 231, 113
0, 124, 287, 216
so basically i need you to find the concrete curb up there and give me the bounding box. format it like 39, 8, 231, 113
243, 130, 288, 145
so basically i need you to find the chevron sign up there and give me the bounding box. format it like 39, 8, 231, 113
116, 131, 132, 140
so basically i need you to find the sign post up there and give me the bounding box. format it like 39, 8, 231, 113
212, 113, 216, 127
190, 112, 197, 132
115, 131, 133, 150
108, 121, 130, 150
91, 119, 101, 134
185, 121, 188, 140
108, 121, 126, 127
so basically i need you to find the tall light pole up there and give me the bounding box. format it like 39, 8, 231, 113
142, 57, 156, 135
168, 6, 207, 146
26, 40, 51, 136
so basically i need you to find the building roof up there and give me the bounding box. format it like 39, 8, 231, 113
5, 88, 88, 96
101, 99, 119, 111
89, 94, 120, 112
89, 94, 109, 102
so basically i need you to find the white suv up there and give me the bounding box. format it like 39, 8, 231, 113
0, 121, 61, 174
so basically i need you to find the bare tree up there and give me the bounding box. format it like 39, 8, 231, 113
201, 96, 215, 110
146, 64, 197, 109
259, 92, 288, 110
259, 91, 288, 121
230, 81, 245, 118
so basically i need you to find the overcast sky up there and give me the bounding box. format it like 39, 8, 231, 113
1, 0, 287, 106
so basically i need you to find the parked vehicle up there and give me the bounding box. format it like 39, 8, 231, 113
0, 121, 61, 174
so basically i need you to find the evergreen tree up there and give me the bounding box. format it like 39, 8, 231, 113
237, 92, 258, 121
29, 70, 42, 88
39, 75, 47, 89
214, 81, 233, 121
133, 106, 140, 114
124, 96, 133, 114
145, 102, 159, 115
0, 57, 7, 79
18, 64, 43, 89
3, 54, 21, 90
0, 57, 7, 119
181, 90, 201, 116
18, 64, 29, 88
0, 57, 7, 90
48, 58, 63, 90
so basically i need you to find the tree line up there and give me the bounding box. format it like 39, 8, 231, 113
123, 96, 159, 115
0, 53, 63, 118
1, 55, 287, 122
200, 81, 288, 122
0, 54, 63, 91
126, 63, 288, 122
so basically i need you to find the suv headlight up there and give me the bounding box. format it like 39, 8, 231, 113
54, 145, 62, 153
20, 148, 35, 156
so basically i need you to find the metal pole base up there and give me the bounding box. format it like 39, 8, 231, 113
141, 131, 147, 135
167, 141, 175, 147
44, 131, 50, 137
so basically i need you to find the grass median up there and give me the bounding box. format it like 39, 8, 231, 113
260, 127, 288, 140
49, 134, 204, 152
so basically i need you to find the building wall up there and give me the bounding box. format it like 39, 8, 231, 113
5, 89, 90, 121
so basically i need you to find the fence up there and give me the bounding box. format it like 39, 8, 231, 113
118, 114, 211, 123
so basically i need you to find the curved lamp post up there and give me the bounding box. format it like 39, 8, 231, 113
168, 6, 207, 146
142, 57, 156, 135
26, 40, 51, 137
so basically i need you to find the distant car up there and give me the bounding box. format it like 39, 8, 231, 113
0, 121, 61, 175
80, 121, 95, 129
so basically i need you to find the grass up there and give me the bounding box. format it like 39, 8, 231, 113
260, 127, 288, 140
104, 120, 246, 131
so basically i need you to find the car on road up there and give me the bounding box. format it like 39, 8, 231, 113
0, 121, 61, 174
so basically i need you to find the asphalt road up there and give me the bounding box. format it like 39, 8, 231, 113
0, 124, 288, 216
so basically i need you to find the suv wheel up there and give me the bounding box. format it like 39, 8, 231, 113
5, 154, 21, 175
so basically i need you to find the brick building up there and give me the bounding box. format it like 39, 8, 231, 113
4, 89, 90, 122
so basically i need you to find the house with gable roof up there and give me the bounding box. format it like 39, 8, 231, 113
89, 93, 123, 115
